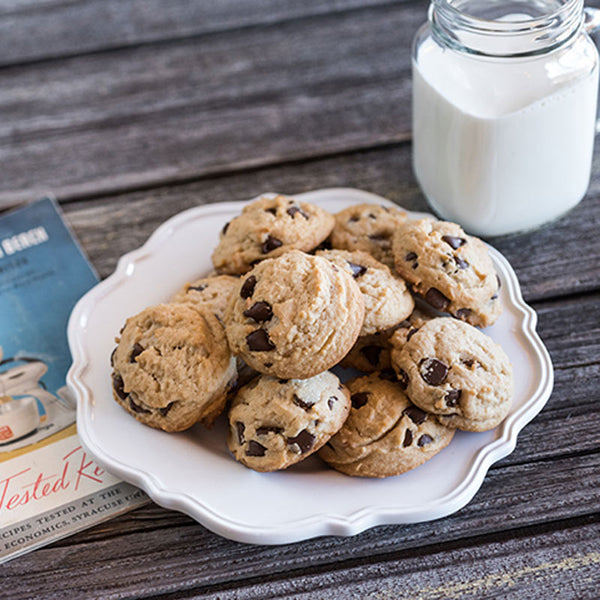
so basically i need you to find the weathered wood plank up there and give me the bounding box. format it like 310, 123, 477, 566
0, 0, 416, 66
3, 454, 599, 599
58, 143, 600, 301
0, 3, 424, 205
167, 519, 600, 600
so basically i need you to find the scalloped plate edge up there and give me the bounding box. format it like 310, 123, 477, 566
67, 187, 554, 544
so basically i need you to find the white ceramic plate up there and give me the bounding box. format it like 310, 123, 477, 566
67, 188, 553, 544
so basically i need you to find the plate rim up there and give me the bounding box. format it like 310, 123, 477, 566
67, 187, 554, 544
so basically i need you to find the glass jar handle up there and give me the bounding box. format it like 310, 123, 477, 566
584, 7, 600, 33
584, 8, 600, 133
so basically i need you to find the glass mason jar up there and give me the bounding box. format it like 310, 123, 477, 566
412, 0, 600, 236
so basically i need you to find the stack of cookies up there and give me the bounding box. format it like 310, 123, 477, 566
110, 194, 513, 478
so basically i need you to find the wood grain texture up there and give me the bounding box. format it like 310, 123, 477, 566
0, 0, 415, 66
0, 2, 424, 205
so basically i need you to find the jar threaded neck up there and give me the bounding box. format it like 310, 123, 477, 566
431, 0, 584, 56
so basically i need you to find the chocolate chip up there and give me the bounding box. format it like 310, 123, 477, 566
158, 402, 175, 417
287, 205, 309, 219
406, 328, 419, 341
222, 221, 230, 235
328, 396, 336, 409
412, 262, 419, 269
112, 373, 127, 400
129, 396, 150, 414
405, 252, 417, 261
236, 421, 245, 444
419, 358, 448, 386
347, 261, 367, 278
455, 308, 471, 320
351, 392, 370, 409
263, 362, 273, 368
396, 368, 409, 389
189, 284, 208, 292
454, 256, 469, 269
292, 393, 314, 411
256, 425, 283, 435
368, 232, 389, 241
246, 329, 276, 351
243, 301, 273, 322
240, 275, 257, 299
262, 236, 283, 254
425, 288, 450, 311
403, 429, 413, 447
246, 440, 267, 456
349, 215, 360, 222
403, 405, 428, 424
462, 358, 475, 368
418, 434, 434, 447
445, 389, 461, 407
442, 235, 467, 249
368, 213, 377, 219
360, 345, 383, 366
379, 368, 397, 382
265, 207, 278, 215
287, 430, 315, 453
129, 343, 144, 363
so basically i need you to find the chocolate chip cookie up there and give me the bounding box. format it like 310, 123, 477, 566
170, 274, 238, 322
317, 249, 414, 336
212, 194, 335, 275
111, 303, 236, 432
330, 203, 408, 267
319, 372, 455, 477
225, 250, 365, 379
227, 372, 351, 472
392, 219, 501, 327
392, 318, 513, 432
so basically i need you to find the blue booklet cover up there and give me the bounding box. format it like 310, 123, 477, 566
0, 197, 98, 410
0, 198, 147, 564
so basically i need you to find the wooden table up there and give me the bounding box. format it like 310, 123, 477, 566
3, 1, 600, 597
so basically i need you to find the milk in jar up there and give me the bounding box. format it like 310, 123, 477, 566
412, 0, 600, 236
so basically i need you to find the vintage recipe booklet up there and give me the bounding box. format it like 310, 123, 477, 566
0, 198, 148, 564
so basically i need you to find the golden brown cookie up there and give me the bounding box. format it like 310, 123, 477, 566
227, 372, 351, 472
111, 303, 236, 432
319, 372, 454, 477
170, 274, 238, 322
330, 203, 408, 267
212, 195, 335, 274
392, 219, 501, 327
225, 251, 365, 379
392, 318, 513, 432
